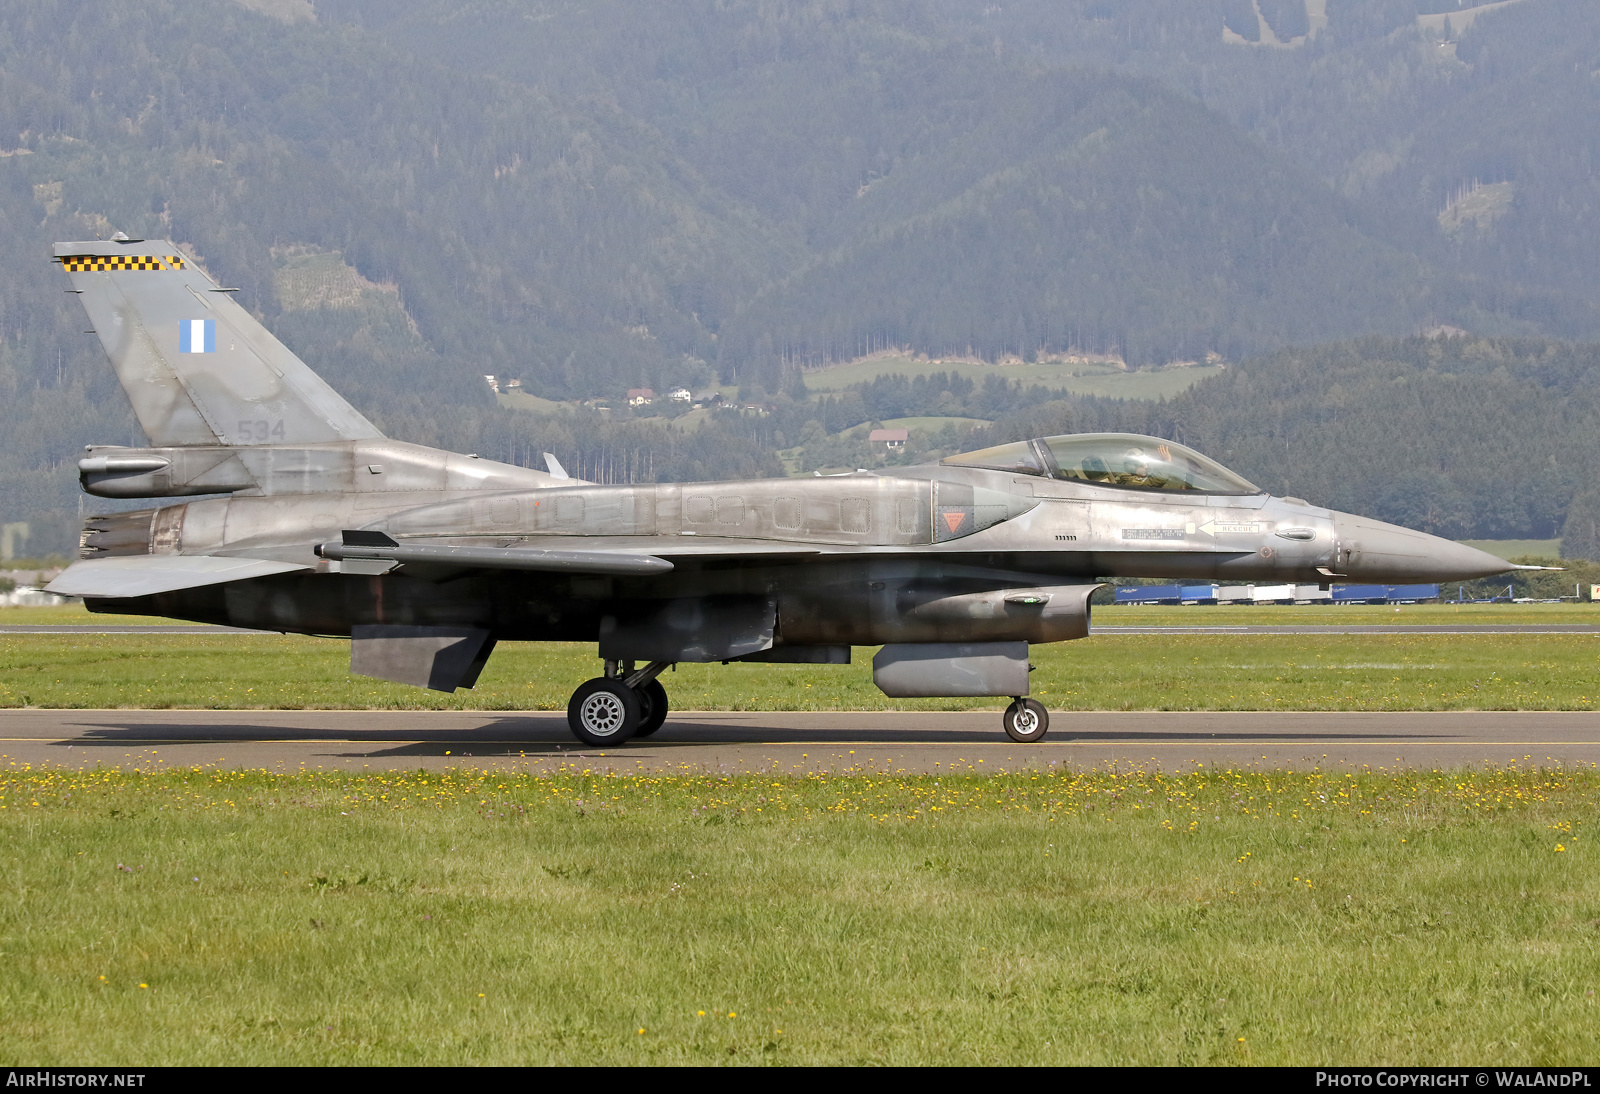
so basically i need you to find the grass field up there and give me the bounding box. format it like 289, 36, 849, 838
7, 599, 1594, 631
3, 625, 1599, 711
495, 391, 574, 415
802, 356, 1225, 400
841, 415, 992, 435
2, 764, 1595, 1064
2, 606, 228, 626
2, 602, 1597, 713
5, 606, 1597, 1064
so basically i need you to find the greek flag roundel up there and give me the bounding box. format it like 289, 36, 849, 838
178, 319, 215, 353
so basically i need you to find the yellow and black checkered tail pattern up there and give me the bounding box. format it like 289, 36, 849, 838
60, 255, 184, 272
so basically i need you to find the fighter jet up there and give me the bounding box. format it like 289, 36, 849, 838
47, 237, 1520, 744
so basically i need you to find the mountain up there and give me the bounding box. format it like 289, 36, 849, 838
719, 67, 1456, 371
6, 0, 1600, 556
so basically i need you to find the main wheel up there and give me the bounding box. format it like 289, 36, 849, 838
1002, 698, 1050, 743
632, 679, 669, 737
567, 678, 641, 746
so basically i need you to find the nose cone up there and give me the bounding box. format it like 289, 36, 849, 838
1331, 513, 1515, 582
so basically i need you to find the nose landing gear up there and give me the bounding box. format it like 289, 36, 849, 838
565, 660, 673, 746
1002, 697, 1049, 743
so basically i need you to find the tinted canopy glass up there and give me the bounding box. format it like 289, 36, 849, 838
935, 439, 1049, 477
943, 433, 1258, 495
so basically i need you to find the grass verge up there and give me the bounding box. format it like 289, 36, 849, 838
2, 764, 1595, 1064
3, 632, 1599, 711
6, 600, 1598, 630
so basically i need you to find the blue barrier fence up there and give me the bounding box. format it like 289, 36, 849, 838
1114, 584, 1440, 605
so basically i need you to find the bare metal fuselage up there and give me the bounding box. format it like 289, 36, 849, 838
75, 435, 1509, 648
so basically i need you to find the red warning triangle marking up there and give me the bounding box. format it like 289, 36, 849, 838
941, 511, 966, 533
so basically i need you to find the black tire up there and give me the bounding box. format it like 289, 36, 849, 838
567, 678, 640, 746
1002, 698, 1049, 743
632, 679, 669, 737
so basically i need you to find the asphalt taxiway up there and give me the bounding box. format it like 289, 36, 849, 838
3, 624, 1598, 635
3, 709, 1598, 773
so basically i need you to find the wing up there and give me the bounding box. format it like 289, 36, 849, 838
315, 530, 821, 577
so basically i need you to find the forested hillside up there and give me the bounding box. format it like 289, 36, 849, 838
966, 335, 1600, 543
5, 0, 1600, 556
720, 74, 1438, 370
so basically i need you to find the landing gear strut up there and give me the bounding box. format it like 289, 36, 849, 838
565, 660, 673, 746
1002, 697, 1049, 743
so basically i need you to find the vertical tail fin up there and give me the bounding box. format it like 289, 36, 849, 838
56, 238, 383, 447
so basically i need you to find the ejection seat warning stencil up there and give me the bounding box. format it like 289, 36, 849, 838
179, 319, 215, 353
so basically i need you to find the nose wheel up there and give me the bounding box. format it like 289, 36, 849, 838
565, 660, 673, 746
1002, 697, 1049, 743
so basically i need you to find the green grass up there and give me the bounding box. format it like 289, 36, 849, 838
9, 599, 1596, 631
802, 355, 1224, 400
842, 415, 992, 434
670, 406, 714, 431
1, 605, 209, 626
2, 765, 1596, 1064
4, 629, 1600, 711
496, 390, 574, 415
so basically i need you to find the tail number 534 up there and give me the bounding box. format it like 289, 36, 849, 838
236, 419, 286, 443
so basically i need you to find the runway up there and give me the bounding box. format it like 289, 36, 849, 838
4, 708, 1599, 773
3, 623, 1598, 634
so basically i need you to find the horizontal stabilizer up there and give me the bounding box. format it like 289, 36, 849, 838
47, 555, 311, 598
317, 534, 673, 576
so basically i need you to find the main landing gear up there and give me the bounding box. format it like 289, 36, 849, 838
566, 660, 673, 746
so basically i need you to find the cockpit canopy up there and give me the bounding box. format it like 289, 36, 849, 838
941, 433, 1259, 495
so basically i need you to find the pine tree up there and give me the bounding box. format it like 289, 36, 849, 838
1561, 490, 1600, 561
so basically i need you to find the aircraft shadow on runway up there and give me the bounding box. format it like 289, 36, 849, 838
51, 714, 1456, 759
